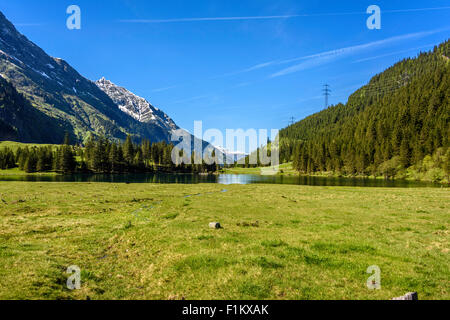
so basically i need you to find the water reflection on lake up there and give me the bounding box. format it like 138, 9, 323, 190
0, 173, 443, 188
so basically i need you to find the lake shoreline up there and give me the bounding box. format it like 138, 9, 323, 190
0, 171, 444, 188
222, 163, 449, 185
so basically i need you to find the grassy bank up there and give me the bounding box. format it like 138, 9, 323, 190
0, 168, 59, 176
224, 162, 449, 184
0, 182, 448, 300
223, 163, 296, 175
0, 141, 57, 152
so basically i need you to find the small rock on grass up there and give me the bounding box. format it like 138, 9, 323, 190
392, 292, 418, 300
209, 222, 221, 229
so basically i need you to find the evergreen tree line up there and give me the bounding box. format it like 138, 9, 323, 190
0, 134, 219, 174
82, 135, 217, 173
14, 144, 76, 174
0, 147, 15, 169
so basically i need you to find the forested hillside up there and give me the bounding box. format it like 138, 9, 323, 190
275, 41, 449, 182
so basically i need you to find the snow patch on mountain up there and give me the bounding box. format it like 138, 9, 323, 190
39, 70, 50, 79
0, 49, 23, 66
29, 67, 51, 79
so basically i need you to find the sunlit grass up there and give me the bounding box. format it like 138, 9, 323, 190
223, 163, 296, 175
0, 182, 448, 300
0, 141, 57, 152
0, 168, 58, 176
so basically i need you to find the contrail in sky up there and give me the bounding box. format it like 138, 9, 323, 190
270, 29, 446, 78
120, 15, 301, 23
214, 29, 445, 78
352, 44, 436, 63
119, 7, 450, 23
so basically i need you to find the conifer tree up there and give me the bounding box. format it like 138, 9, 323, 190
60, 145, 76, 173
24, 150, 37, 173
123, 135, 135, 167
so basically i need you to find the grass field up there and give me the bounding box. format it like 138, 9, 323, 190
223, 163, 297, 175
0, 141, 57, 152
223, 162, 380, 177
0, 168, 59, 176
0, 182, 448, 300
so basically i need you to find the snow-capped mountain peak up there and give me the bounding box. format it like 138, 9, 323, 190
95, 77, 177, 131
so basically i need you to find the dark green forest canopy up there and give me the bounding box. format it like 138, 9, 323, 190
0, 135, 218, 174
275, 40, 449, 179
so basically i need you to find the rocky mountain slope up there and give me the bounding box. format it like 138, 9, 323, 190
0, 75, 69, 143
95, 77, 177, 132
0, 11, 176, 144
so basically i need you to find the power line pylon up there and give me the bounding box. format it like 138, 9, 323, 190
323, 84, 331, 109
289, 116, 295, 126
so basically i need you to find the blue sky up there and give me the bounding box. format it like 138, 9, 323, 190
1, 1, 450, 149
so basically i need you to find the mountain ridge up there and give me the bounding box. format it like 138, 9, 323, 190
0, 10, 177, 144
95, 77, 177, 132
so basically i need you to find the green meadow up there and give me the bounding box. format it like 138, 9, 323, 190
0, 168, 58, 176
223, 163, 297, 175
0, 141, 57, 152
0, 182, 448, 300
